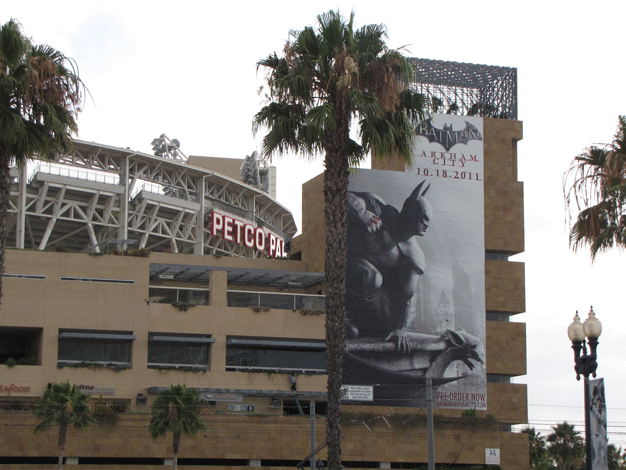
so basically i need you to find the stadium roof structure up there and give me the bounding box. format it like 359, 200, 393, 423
410, 58, 517, 120
8, 140, 296, 257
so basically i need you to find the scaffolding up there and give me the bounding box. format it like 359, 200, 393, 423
410, 58, 517, 120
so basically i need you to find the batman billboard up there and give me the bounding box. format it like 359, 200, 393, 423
343, 114, 486, 409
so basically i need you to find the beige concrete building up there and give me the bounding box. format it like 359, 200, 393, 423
0, 114, 527, 469
0, 54, 525, 470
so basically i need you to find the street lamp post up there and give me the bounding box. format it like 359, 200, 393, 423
567, 306, 602, 470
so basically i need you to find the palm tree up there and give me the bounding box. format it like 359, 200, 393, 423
547, 422, 585, 470
149, 384, 207, 470
522, 427, 551, 470
564, 116, 626, 260
607, 444, 626, 470
0, 19, 85, 303
33, 381, 94, 470
253, 11, 428, 470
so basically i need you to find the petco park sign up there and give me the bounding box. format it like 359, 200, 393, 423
209, 210, 286, 258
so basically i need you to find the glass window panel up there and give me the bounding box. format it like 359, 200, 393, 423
226, 341, 326, 372
259, 293, 292, 310
226, 348, 261, 368
149, 288, 177, 304
188, 290, 209, 306
177, 290, 190, 303
295, 295, 325, 310
148, 342, 208, 367
58, 338, 131, 364
227, 292, 259, 307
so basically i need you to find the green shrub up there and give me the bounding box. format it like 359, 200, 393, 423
3, 358, 17, 367
111, 399, 129, 413
93, 395, 119, 426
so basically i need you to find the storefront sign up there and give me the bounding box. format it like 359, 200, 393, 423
76, 385, 114, 395
485, 448, 500, 465
200, 392, 243, 402
209, 210, 285, 258
0, 384, 31, 395
341, 385, 373, 401
227, 404, 255, 412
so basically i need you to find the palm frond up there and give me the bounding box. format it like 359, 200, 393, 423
564, 116, 626, 260
33, 380, 94, 434
0, 20, 31, 69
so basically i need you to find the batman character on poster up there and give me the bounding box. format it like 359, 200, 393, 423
343, 114, 486, 409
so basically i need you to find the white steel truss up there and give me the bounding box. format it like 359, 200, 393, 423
7, 141, 297, 257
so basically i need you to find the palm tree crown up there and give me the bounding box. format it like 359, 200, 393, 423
254, 11, 427, 163
33, 381, 94, 470
0, 19, 85, 302
149, 384, 207, 470
522, 426, 551, 470
547, 421, 585, 470
254, 11, 428, 470
564, 116, 626, 260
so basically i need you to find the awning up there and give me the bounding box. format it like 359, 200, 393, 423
226, 338, 325, 350
58, 332, 137, 341
150, 335, 216, 344
150, 263, 324, 288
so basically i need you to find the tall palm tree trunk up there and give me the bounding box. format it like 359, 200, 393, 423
173, 432, 181, 470
58, 422, 68, 470
323, 119, 350, 470
0, 151, 11, 307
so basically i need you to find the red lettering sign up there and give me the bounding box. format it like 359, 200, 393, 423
0, 384, 31, 395
209, 210, 286, 258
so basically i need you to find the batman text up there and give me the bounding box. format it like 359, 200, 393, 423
415, 151, 479, 168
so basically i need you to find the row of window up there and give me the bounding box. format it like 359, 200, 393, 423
3, 276, 325, 311
225, 338, 326, 373
57, 331, 211, 370
2, 328, 512, 383
56, 331, 326, 373
148, 287, 325, 311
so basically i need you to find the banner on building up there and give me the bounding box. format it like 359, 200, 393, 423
343, 114, 486, 409
589, 378, 608, 470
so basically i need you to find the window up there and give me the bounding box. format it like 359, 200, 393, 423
0, 327, 42, 365
61, 277, 134, 284
283, 399, 327, 416
227, 290, 325, 311
148, 287, 209, 306
57, 330, 135, 367
148, 334, 214, 370
487, 374, 511, 384
485, 251, 510, 261
486, 311, 510, 322
226, 337, 326, 373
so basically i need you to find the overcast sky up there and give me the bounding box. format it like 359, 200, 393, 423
5, 0, 626, 446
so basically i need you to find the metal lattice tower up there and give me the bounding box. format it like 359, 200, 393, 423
409, 58, 517, 120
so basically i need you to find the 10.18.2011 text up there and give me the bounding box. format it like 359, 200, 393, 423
412, 168, 482, 181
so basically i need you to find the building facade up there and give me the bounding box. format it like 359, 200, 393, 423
0, 115, 527, 469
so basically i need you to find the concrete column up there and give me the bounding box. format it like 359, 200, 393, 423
16, 164, 26, 249
208, 270, 227, 307
119, 156, 129, 242
195, 176, 205, 255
